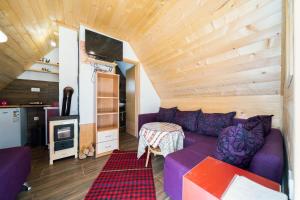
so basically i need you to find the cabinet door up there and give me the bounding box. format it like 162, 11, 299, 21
0, 108, 21, 148
126, 67, 136, 136
27, 108, 45, 146
97, 140, 118, 154
97, 129, 118, 143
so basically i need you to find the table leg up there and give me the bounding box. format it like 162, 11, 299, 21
145, 146, 150, 167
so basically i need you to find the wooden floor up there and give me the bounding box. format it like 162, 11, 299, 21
18, 133, 170, 200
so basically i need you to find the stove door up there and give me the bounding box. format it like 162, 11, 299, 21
54, 124, 74, 141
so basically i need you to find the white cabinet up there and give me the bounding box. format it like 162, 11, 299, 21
97, 129, 118, 143
96, 139, 118, 154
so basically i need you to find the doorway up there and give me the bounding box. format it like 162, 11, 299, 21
116, 59, 140, 137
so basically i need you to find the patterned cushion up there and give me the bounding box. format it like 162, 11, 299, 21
157, 107, 177, 123
174, 110, 202, 132
215, 123, 264, 168
197, 112, 236, 137
243, 115, 273, 136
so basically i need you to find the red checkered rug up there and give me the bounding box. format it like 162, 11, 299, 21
85, 150, 156, 200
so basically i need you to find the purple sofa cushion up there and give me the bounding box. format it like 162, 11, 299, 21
197, 112, 236, 137
157, 107, 177, 123
184, 131, 217, 147
215, 123, 264, 168
243, 115, 273, 136
138, 113, 158, 132
174, 110, 202, 132
248, 129, 283, 182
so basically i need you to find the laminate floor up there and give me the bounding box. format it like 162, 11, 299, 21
18, 133, 170, 200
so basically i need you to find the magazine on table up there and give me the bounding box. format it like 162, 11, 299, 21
221, 175, 288, 200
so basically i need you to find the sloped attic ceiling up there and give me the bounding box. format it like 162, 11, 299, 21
0, 0, 282, 98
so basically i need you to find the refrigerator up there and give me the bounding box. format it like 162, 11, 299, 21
0, 108, 27, 149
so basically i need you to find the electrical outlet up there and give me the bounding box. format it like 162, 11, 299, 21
33, 116, 39, 121
289, 170, 294, 199
31, 87, 40, 92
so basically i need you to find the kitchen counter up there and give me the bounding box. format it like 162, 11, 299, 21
0, 105, 51, 108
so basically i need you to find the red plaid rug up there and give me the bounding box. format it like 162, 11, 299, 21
85, 150, 156, 200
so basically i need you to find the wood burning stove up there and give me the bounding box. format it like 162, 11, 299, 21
49, 116, 78, 165
48, 86, 78, 165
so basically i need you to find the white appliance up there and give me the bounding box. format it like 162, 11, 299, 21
0, 108, 27, 149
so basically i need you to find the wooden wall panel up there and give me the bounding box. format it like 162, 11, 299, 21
282, 0, 294, 183
79, 123, 95, 151
0, 79, 58, 105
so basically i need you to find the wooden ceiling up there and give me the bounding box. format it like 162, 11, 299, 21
0, 0, 282, 99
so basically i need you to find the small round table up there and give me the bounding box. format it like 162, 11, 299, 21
138, 122, 184, 167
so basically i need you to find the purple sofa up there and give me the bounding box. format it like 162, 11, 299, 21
0, 146, 31, 200
139, 113, 284, 200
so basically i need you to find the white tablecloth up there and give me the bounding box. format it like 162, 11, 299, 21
137, 122, 185, 159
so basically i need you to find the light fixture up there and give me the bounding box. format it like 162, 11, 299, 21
89, 50, 95, 55
0, 30, 8, 43
50, 40, 56, 47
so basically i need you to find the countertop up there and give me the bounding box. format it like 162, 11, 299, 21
49, 115, 78, 121
0, 105, 52, 108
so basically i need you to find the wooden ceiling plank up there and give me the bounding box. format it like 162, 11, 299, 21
161, 80, 281, 98
0, 1, 41, 55
147, 24, 281, 77
77, 0, 91, 26
158, 64, 281, 91
88, 0, 105, 29
133, 0, 246, 59
62, 0, 74, 32
151, 55, 281, 84
13, 0, 49, 54
139, 0, 276, 62
0, 24, 33, 59
130, 0, 181, 44
140, 0, 281, 66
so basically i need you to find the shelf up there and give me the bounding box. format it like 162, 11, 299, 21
97, 112, 118, 116
97, 126, 118, 132
97, 96, 118, 99
35, 61, 59, 67
25, 69, 58, 74
96, 71, 119, 157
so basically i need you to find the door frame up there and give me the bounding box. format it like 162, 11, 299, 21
123, 58, 140, 137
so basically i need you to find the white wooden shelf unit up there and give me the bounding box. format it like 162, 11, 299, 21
95, 72, 120, 157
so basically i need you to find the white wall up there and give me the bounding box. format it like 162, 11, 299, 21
79, 26, 95, 124
59, 26, 78, 115
139, 66, 160, 113
17, 48, 59, 82
122, 40, 160, 114
79, 25, 160, 124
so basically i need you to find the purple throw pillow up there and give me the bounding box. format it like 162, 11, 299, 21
215, 123, 264, 168
157, 107, 177, 123
174, 110, 202, 132
243, 115, 273, 136
197, 112, 236, 137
